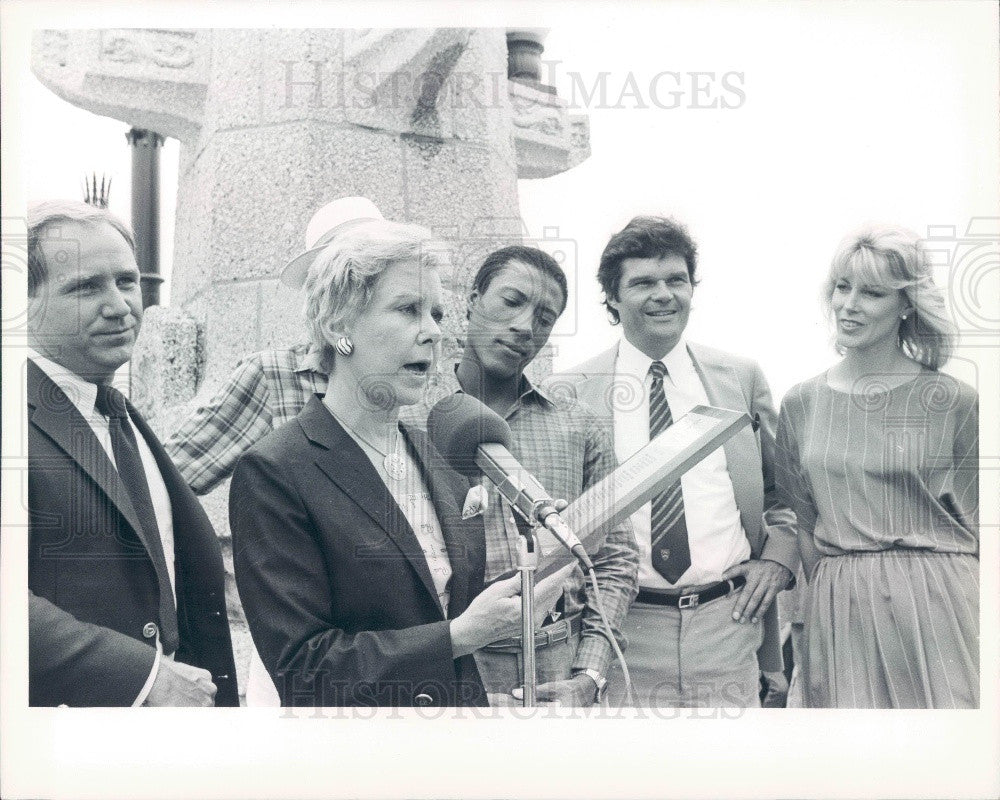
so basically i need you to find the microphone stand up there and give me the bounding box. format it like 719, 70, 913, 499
515, 526, 539, 708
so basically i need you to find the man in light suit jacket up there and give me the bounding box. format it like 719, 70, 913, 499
554, 215, 798, 707
26, 200, 237, 707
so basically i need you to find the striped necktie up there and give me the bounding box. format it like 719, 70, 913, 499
648, 361, 690, 583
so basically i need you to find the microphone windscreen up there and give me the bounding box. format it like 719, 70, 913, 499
427, 393, 513, 478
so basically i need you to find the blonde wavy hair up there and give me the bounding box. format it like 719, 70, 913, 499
823, 224, 956, 370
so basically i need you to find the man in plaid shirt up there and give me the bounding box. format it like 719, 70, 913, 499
164, 344, 328, 495
439, 245, 639, 707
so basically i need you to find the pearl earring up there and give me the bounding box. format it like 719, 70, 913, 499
335, 336, 354, 357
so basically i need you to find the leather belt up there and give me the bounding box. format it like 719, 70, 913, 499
636, 575, 746, 609
482, 614, 582, 652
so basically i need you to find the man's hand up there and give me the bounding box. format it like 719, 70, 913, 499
512, 673, 597, 707
144, 659, 218, 707
723, 559, 792, 625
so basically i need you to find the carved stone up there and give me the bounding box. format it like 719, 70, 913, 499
99, 29, 197, 69
510, 79, 591, 179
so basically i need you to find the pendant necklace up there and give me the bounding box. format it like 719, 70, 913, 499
382, 447, 407, 481
334, 414, 406, 481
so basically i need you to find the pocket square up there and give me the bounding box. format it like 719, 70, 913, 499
461, 484, 488, 519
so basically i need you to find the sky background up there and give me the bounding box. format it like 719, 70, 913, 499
13, 2, 999, 401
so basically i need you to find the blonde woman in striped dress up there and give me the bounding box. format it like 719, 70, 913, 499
775, 225, 979, 708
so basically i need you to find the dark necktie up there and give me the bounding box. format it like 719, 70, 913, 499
94, 384, 167, 574
648, 361, 691, 583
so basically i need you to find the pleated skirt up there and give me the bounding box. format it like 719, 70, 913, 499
803, 550, 979, 708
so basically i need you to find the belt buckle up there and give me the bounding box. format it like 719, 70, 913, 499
677, 592, 700, 610
538, 620, 567, 648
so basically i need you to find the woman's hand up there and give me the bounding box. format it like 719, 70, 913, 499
450, 563, 576, 658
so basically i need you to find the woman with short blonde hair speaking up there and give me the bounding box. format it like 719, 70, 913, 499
230, 218, 567, 707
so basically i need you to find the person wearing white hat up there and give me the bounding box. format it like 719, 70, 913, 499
165, 197, 385, 497
279, 196, 384, 291
165, 197, 384, 704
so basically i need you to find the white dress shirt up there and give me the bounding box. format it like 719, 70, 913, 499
29, 352, 175, 704
613, 337, 751, 589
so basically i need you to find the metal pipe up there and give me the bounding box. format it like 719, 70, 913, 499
125, 128, 164, 308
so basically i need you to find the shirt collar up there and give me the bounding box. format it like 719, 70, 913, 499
514, 370, 554, 409
617, 335, 693, 385
294, 342, 327, 375
445, 363, 554, 411
27, 349, 99, 419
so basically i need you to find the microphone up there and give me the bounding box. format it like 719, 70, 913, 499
427, 393, 594, 571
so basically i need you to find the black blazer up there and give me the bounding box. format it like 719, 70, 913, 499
230, 395, 487, 707
27, 360, 238, 706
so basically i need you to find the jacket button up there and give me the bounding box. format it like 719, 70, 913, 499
414, 693, 434, 706
142, 622, 159, 639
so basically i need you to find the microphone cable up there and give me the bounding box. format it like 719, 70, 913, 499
585, 566, 634, 708
491, 496, 635, 707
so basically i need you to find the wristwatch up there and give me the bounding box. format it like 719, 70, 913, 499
574, 668, 608, 703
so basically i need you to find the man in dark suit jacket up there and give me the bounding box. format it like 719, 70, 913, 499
26, 200, 237, 706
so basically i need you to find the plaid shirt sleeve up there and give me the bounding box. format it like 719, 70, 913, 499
164, 357, 275, 495
571, 420, 640, 677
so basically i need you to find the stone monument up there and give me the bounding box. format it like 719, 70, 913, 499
31, 28, 590, 695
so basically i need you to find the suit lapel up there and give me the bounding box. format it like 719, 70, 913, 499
591, 340, 755, 481
687, 343, 746, 409
300, 398, 443, 617
28, 361, 150, 558
121, 400, 183, 648
28, 361, 179, 645
403, 425, 474, 618
130, 400, 202, 532
575, 343, 620, 430
686, 344, 759, 536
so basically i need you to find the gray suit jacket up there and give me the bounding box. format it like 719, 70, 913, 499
551, 341, 798, 672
